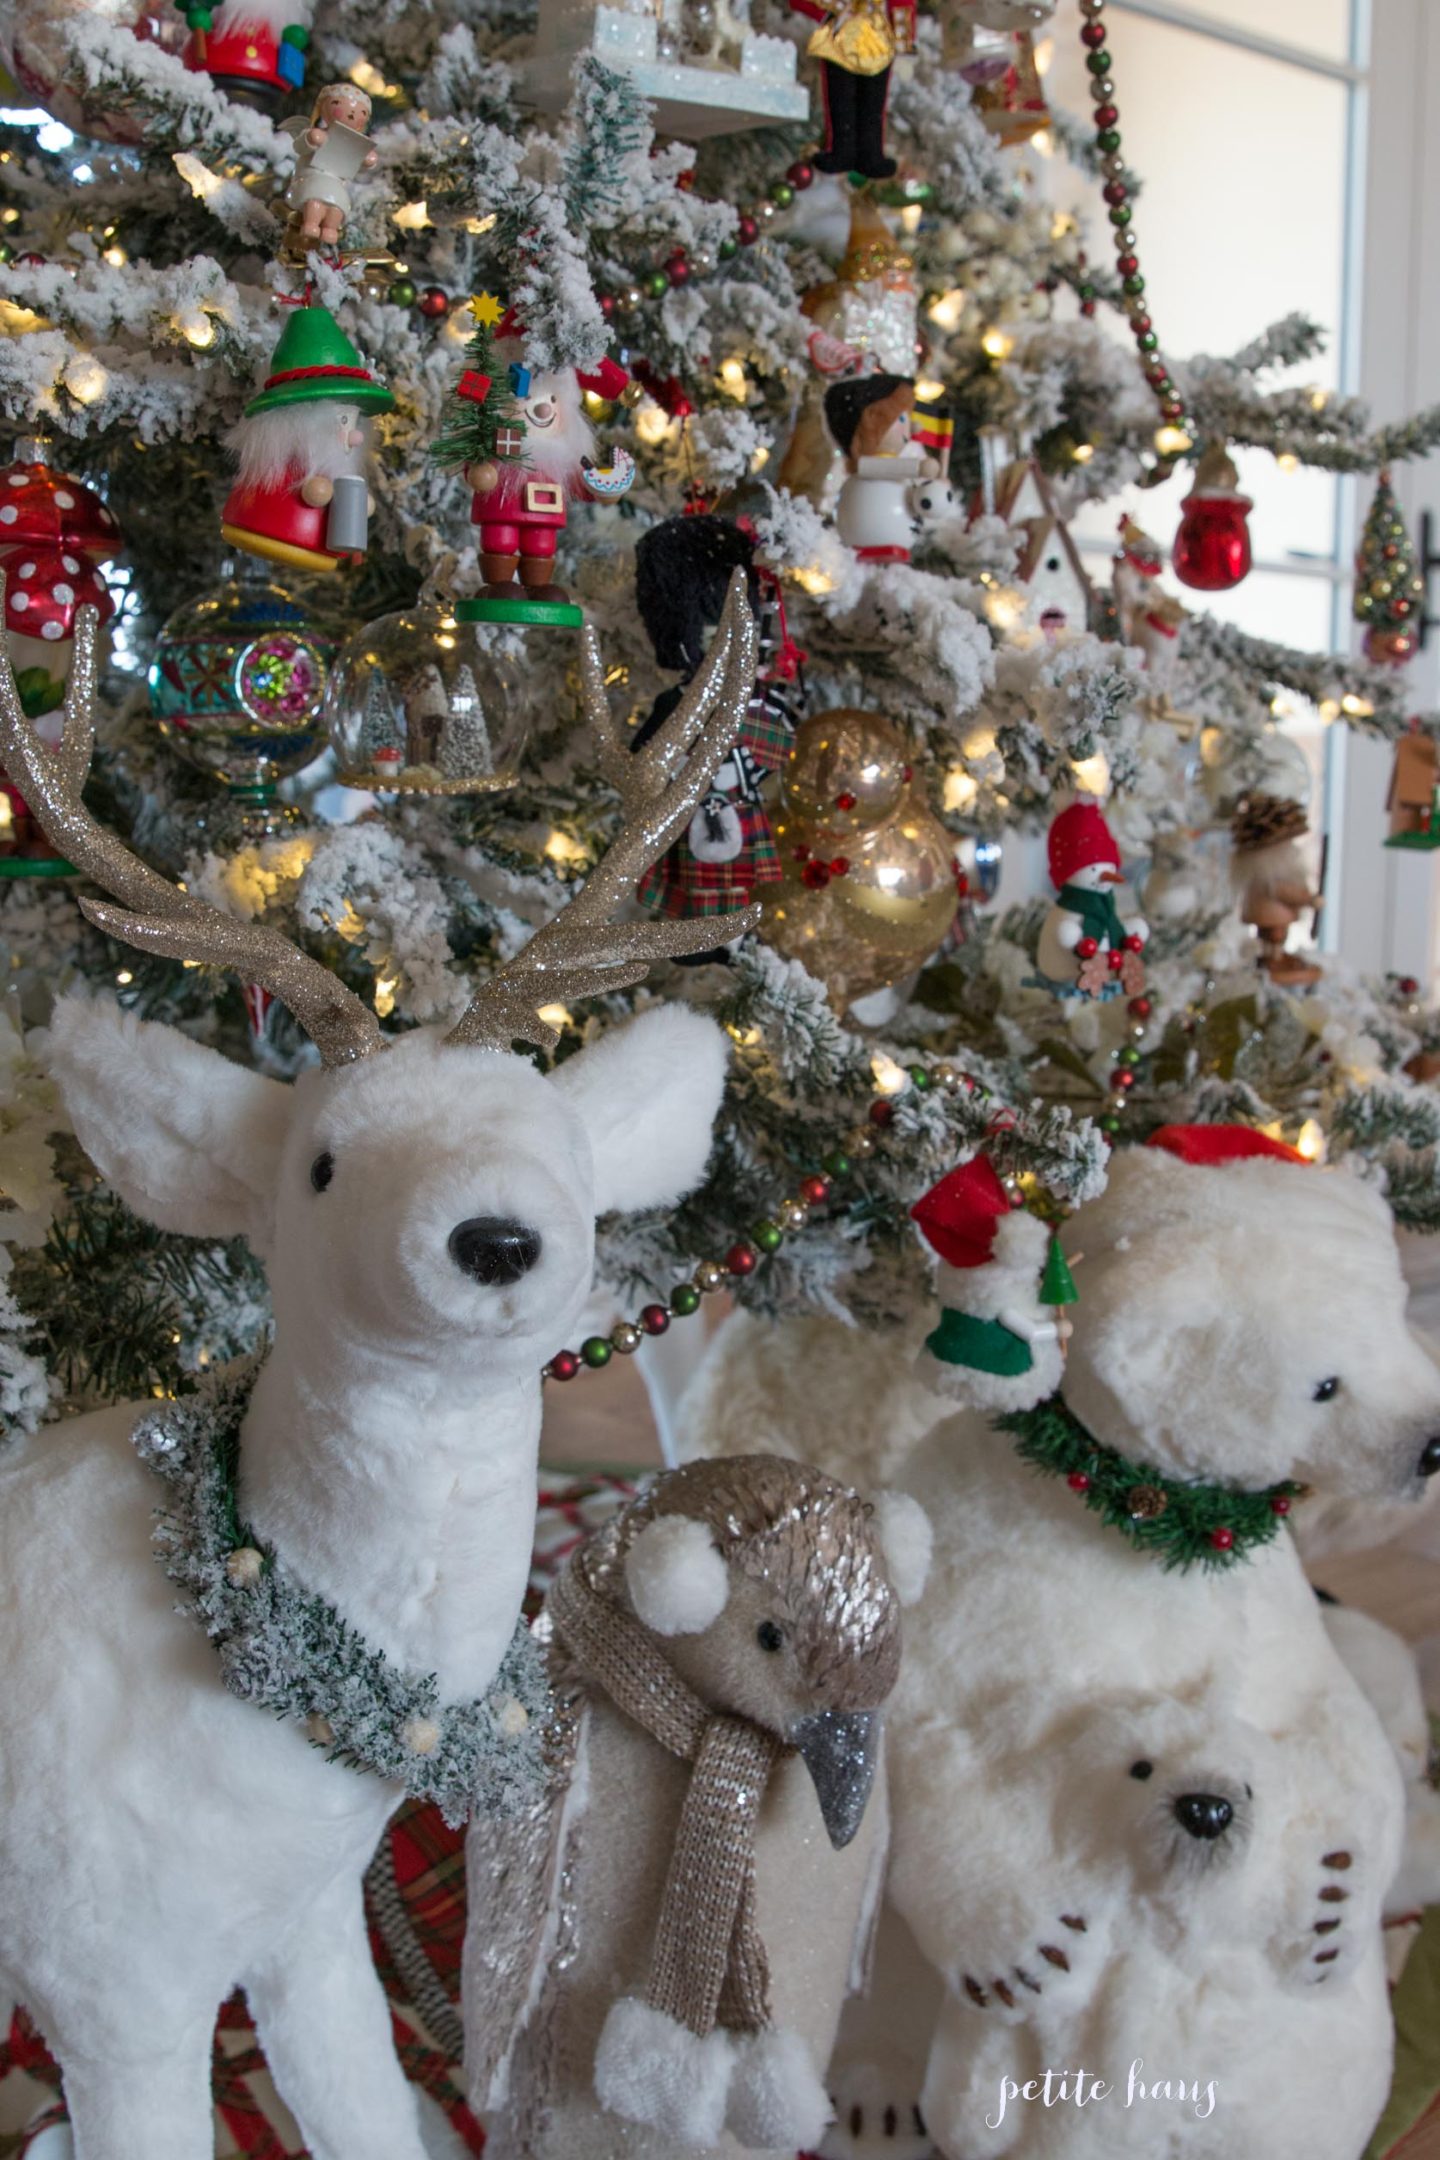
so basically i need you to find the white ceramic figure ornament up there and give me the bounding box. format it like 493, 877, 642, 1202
1112, 514, 1186, 688
464, 1457, 931, 2159
280, 81, 378, 249
221, 305, 393, 575
0, 581, 766, 2160
1034, 801, 1147, 999
823, 373, 941, 564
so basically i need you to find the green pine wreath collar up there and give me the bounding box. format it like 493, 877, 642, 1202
133, 1358, 550, 1825
994, 1392, 1302, 1572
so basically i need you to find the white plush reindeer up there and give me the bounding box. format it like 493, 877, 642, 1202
0, 583, 759, 2160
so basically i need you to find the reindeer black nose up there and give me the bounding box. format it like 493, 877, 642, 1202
1173, 1792, 1234, 1841
448, 1217, 542, 1285
1419, 1436, 1440, 1479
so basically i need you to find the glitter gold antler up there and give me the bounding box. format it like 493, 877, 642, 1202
446, 572, 762, 1054
0, 580, 384, 1068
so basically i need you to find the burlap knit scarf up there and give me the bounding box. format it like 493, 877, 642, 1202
547, 1550, 781, 2041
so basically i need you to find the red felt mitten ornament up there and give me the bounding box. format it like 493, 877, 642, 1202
1172, 444, 1252, 593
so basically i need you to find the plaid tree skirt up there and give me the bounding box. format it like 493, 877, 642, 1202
3, 1469, 1436, 2159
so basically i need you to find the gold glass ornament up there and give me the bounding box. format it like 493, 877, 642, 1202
759, 707, 958, 1010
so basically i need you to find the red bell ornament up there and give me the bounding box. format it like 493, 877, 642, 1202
1172, 444, 1253, 593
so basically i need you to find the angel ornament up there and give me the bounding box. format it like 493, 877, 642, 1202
281, 82, 378, 250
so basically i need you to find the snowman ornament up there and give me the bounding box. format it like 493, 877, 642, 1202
1035, 800, 1148, 999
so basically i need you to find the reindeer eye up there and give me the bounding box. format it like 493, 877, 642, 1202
756, 1620, 784, 1653
310, 1151, 335, 1193
1129, 1760, 1154, 1781
1312, 1376, 1341, 1403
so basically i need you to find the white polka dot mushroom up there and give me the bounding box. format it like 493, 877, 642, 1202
2, 548, 114, 712
0, 462, 120, 561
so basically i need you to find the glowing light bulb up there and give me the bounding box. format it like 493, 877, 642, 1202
173, 152, 222, 202
374, 975, 398, 1018
943, 767, 979, 811
176, 306, 214, 348
635, 402, 673, 446
102, 245, 126, 267
64, 353, 107, 404
1276, 452, 1299, 474
393, 200, 430, 232
718, 357, 747, 399
1154, 424, 1193, 457
981, 327, 1015, 361
915, 377, 946, 403
793, 565, 834, 596
928, 289, 965, 332
537, 1002, 572, 1030
1071, 442, 1095, 464
1070, 750, 1110, 798
1295, 1119, 1325, 1162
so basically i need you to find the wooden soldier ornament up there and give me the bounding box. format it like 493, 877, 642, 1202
789, 0, 917, 179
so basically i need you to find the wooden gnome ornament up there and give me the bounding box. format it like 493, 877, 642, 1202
1384, 726, 1440, 851
633, 514, 802, 935
432, 293, 635, 630
1035, 800, 1147, 999
1231, 790, 1323, 987
788, 0, 917, 179
911, 1153, 1072, 1411
221, 305, 394, 574
463, 1456, 931, 2158
278, 79, 378, 250
180, 0, 314, 107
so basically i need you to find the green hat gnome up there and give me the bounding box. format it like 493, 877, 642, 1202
911, 1155, 1075, 1411
221, 305, 394, 576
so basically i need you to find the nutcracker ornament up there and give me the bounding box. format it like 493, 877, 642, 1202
1172, 442, 1253, 592
432, 294, 634, 629
1034, 800, 1147, 1000
1113, 512, 1186, 689
824, 373, 945, 564
789, 0, 916, 180
180, 0, 313, 106
220, 305, 393, 575
1353, 468, 1425, 666
279, 81, 378, 250
632, 515, 802, 937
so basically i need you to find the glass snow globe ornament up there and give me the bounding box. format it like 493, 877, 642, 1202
148, 571, 333, 824
324, 604, 532, 795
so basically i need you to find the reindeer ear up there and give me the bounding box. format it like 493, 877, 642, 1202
44, 997, 290, 1246
550, 1005, 729, 1217
872, 1491, 933, 1606
626, 1515, 730, 1635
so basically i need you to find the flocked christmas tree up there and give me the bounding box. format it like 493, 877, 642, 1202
5, 0, 1440, 1439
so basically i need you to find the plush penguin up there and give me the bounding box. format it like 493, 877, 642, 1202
462, 1457, 931, 2159
1034, 801, 1147, 999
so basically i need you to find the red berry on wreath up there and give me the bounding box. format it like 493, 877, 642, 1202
1209, 1526, 1235, 1551
1108, 949, 1125, 971
1270, 1494, 1291, 1515
1124, 933, 1144, 952
1068, 1472, 1091, 1491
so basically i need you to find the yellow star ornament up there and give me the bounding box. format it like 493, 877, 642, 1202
469, 291, 505, 327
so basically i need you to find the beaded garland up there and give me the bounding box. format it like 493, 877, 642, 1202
1074, 0, 1195, 463
134, 1359, 550, 1826
996, 1390, 1302, 1572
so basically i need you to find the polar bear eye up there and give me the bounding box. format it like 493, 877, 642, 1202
1129, 1760, 1154, 1781
310, 1150, 335, 1193
756, 1620, 784, 1653
1312, 1376, 1341, 1403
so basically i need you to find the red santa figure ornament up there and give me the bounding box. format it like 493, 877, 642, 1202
438, 298, 634, 629
1035, 800, 1147, 1000
1172, 443, 1253, 593
220, 306, 393, 576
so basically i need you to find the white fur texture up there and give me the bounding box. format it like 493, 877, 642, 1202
871, 1147, 1440, 2160
726, 2025, 832, 2149
1, 996, 731, 2160
228, 404, 371, 487
871, 1492, 932, 1607
593, 1999, 733, 2145
1324, 1604, 1440, 1923
625, 1515, 730, 1636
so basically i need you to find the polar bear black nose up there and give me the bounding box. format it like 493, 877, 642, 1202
1419, 1436, 1440, 1478
448, 1217, 542, 1285
1173, 1793, 1234, 1841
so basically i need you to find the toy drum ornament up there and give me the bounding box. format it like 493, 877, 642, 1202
148, 575, 333, 800
324, 604, 533, 794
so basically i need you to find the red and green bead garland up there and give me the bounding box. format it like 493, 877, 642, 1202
997, 1392, 1302, 1570
542, 1056, 979, 1382
1075, 0, 1194, 459
1098, 992, 1152, 1141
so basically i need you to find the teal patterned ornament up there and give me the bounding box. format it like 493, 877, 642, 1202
148, 575, 335, 803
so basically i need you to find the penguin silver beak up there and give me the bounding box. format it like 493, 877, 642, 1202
790, 1709, 881, 1849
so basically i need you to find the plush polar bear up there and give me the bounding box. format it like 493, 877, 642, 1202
878, 1138, 1440, 2160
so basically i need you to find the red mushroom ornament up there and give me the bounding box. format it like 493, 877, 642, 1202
3, 549, 115, 717
0, 461, 121, 561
